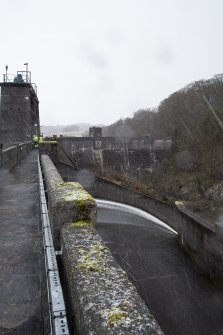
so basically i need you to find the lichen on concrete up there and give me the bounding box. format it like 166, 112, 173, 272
101, 307, 128, 326
74, 239, 110, 273
79, 258, 101, 272
61, 223, 164, 334
56, 181, 95, 204
68, 220, 94, 228
41, 154, 97, 250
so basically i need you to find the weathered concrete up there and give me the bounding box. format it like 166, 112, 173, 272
0, 82, 39, 146
1, 141, 32, 170
41, 154, 96, 249
0, 150, 43, 334
61, 221, 164, 335
39, 140, 59, 165
175, 201, 223, 281
56, 136, 171, 173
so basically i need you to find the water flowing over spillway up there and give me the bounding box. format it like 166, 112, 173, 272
96, 199, 177, 234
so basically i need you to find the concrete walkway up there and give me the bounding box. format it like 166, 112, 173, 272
0, 150, 43, 334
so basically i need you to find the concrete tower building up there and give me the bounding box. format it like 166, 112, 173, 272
0, 66, 39, 148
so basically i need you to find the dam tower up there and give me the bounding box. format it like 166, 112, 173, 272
0, 65, 39, 148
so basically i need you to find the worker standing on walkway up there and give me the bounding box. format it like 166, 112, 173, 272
32, 135, 39, 148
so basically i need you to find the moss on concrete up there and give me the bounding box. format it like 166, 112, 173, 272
76, 199, 85, 207
73, 241, 110, 273
79, 259, 101, 272
56, 181, 95, 204
68, 221, 94, 228
62, 223, 165, 334
102, 307, 128, 326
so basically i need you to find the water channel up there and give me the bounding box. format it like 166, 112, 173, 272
96, 199, 223, 335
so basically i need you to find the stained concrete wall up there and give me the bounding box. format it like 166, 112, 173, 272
41, 154, 164, 335
102, 149, 152, 173
1, 141, 33, 170
0, 82, 39, 147
175, 202, 223, 281
58, 136, 171, 152
57, 136, 171, 173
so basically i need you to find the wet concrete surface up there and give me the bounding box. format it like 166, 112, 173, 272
0, 151, 43, 334
97, 207, 223, 335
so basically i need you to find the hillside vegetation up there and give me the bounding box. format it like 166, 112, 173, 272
41, 123, 92, 136
103, 74, 223, 220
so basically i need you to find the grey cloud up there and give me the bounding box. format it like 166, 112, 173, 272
155, 46, 175, 65
80, 44, 108, 69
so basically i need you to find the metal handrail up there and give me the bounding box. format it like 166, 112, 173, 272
3, 72, 37, 94
38, 157, 69, 335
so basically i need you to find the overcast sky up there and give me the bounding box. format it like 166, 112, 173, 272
0, 0, 222, 126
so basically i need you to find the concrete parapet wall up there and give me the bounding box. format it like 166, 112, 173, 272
39, 141, 59, 163
1, 141, 32, 170
175, 202, 223, 281
39, 141, 75, 168
41, 154, 96, 249
61, 221, 164, 335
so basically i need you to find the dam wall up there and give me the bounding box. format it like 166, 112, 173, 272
56, 136, 171, 173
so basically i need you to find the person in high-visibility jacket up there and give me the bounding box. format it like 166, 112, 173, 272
32, 135, 39, 148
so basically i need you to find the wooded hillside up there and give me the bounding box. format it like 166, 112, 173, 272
103, 74, 223, 219
104, 74, 223, 176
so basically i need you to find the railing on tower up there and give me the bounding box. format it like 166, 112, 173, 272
3, 66, 37, 94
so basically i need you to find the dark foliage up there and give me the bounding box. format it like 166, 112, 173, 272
103, 74, 223, 178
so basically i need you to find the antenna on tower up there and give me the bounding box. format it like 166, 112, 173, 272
5, 65, 8, 82
24, 63, 28, 82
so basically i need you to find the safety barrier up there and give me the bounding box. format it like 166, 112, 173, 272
38, 157, 69, 335
1, 141, 32, 170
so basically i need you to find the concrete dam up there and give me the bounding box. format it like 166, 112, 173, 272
54, 127, 172, 175
1, 69, 223, 335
